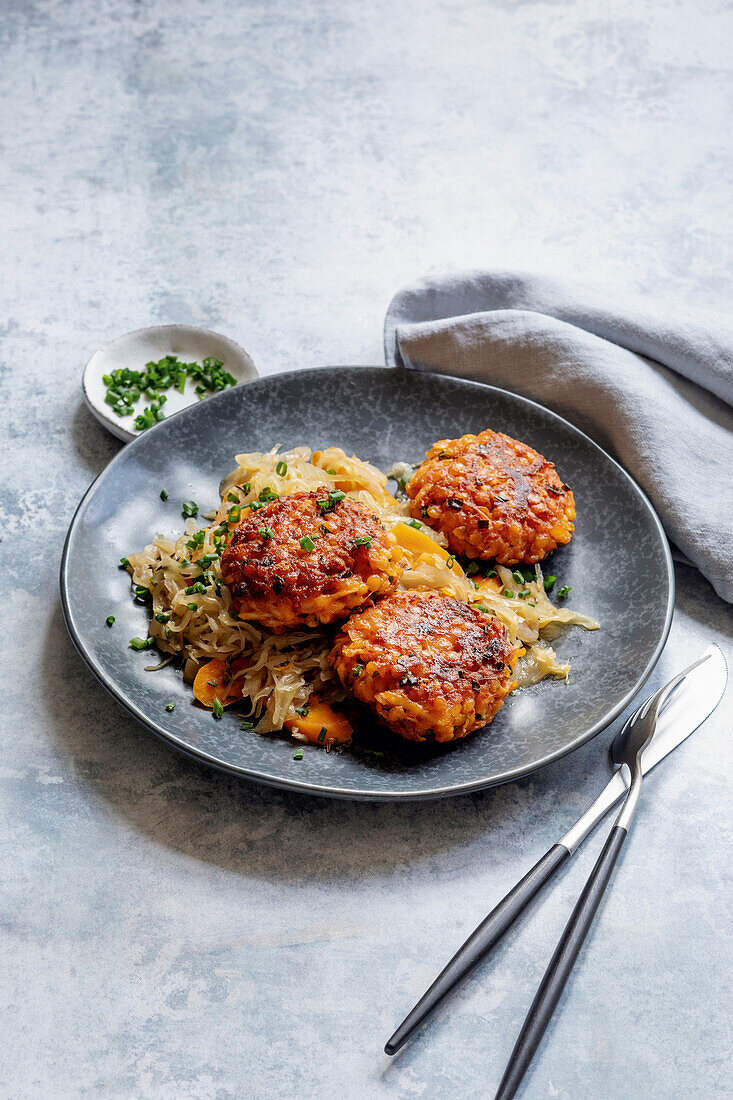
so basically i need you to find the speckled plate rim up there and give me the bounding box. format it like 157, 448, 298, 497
60, 366, 675, 801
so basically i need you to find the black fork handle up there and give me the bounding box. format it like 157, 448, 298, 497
494, 825, 628, 1100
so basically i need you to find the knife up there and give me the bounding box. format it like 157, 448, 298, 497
385, 643, 728, 1056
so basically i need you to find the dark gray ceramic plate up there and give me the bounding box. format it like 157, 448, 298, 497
61, 367, 674, 800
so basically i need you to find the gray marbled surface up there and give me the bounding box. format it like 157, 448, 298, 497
2, 2, 731, 1098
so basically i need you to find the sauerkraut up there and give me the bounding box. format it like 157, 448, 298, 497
126, 445, 598, 733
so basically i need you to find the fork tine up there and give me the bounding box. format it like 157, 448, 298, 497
653, 655, 710, 715
615, 653, 708, 750
637, 689, 663, 721
630, 655, 710, 731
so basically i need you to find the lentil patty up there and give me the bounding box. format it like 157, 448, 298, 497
221, 489, 403, 633
330, 588, 516, 742
406, 429, 575, 565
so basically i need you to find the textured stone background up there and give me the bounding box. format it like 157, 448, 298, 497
2, 1, 732, 1097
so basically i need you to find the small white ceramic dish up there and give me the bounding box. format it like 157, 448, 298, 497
82, 324, 258, 442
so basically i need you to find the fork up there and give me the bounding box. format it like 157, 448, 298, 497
492, 661, 702, 1098
385, 656, 711, 1061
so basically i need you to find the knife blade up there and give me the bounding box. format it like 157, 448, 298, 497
560, 642, 727, 852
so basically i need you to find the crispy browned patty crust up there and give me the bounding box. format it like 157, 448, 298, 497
330, 588, 516, 743
220, 488, 403, 633
406, 429, 575, 565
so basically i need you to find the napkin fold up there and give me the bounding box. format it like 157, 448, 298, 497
384, 270, 733, 603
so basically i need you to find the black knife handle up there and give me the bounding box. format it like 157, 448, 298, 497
385, 843, 571, 1056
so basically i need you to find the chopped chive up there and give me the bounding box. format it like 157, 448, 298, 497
407, 519, 422, 530
212, 697, 224, 719
104, 356, 236, 430
295, 706, 310, 717
276, 460, 288, 476
558, 585, 572, 599
133, 397, 166, 431
134, 584, 149, 600
241, 482, 251, 494
316, 489, 345, 514
466, 561, 480, 576
293, 748, 304, 760
352, 664, 364, 677
119, 556, 130, 568
512, 570, 524, 585
504, 588, 514, 598
257, 526, 274, 539
485, 568, 497, 578
154, 611, 170, 624
518, 589, 531, 598
247, 500, 264, 511
184, 581, 207, 595
160, 489, 168, 501
128, 636, 153, 650
105, 615, 115, 627
543, 575, 557, 592
473, 603, 490, 613
353, 535, 372, 548
317, 727, 327, 742
446, 554, 456, 570
182, 500, 199, 518
240, 720, 255, 730
186, 602, 197, 611
227, 491, 239, 503
228, 505, 241, 522
299, 536, 316, 552
165, 702, 175, 712
258, 487, 278, 503
327, 468, 337, 475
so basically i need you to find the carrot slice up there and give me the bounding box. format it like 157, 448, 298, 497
193, 657, 249, 708
283, 695, 353, 748
393, 522, 465, 576
472, 575, 503, 595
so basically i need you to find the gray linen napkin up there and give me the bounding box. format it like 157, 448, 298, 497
384, 270, 733, 603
